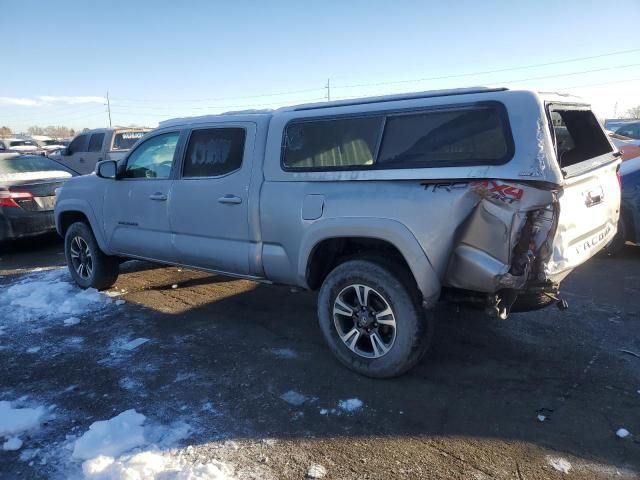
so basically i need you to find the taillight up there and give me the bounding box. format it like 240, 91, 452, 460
0, 189, 34, 208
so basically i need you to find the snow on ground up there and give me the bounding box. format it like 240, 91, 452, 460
267, 348, 298, 359
280, 390, 308, 406
547, 456, 572, 473
3, 437, 23, 451
71, 409, 234, 479
72, 410, 147, 460
0, 400, 47, 437
616, 428, 630, 438
0, 400, 48, 452
338, 398, 363, 412
0, 268, 111, 324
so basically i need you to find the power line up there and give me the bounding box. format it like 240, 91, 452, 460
556, 76, 640, 90
109, 96, 327, 113
331, 65, 640, 102
332, 48, 640, 89
112, 86, 324, 105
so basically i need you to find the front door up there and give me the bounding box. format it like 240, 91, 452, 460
103, 131, 181, 262
170, 124, 255, 275
63, 133, 90, 174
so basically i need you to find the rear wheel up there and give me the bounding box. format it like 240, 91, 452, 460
317, 258, 433, 378
64, 222, 119, 290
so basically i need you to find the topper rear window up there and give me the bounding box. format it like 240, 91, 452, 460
548, 106, 613, 169
282, 102, 513, 171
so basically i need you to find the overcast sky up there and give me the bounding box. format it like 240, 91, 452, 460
1, 0, 639, 132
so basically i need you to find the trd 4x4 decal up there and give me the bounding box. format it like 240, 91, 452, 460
470, 180, 524, 203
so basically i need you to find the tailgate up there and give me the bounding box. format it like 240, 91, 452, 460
544, 104, 621, 278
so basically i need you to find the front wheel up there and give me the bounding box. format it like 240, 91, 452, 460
64, 221, 119, 290
317, 259, 433, 378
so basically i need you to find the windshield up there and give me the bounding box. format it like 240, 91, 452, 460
0, 155, 75, 177
112, 131, 147, 151
9, 140, 37, 147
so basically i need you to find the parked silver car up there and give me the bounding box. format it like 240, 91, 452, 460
55, 87, 621, 377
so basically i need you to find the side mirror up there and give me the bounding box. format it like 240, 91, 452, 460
96, 160, 117, 179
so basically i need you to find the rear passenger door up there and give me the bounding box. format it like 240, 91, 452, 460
170, 124, 255, 275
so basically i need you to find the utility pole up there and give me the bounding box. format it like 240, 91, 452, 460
105, 91, 112, 127
326, 78, 331, 102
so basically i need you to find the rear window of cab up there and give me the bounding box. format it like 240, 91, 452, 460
281, 102, 514, 171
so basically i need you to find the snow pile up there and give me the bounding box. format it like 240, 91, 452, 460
0, 400, 47, 436
547, 456, 572, 473
616, 428, 630, 438
3, 437, 23, 451
73, 410, 234, 479
72, 410, 146, 460
338, 398, 363, 412
0, 269, 111, 322
307, 463, 327, 478
0, 400, 47, 452
82, 450, 233, 479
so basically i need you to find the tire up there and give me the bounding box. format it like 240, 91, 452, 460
317, 258, 433, 378
64, 221, 119, 290
511, 292, 556, 313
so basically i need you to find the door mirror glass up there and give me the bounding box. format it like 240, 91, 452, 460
96, 160, 117, 179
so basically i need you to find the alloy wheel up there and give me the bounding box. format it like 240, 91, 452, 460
69, 236, 93, 280
332, 284, 397, 358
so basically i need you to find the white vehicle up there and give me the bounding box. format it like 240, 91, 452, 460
0, 138, 41, 154
32, 135, 66, 154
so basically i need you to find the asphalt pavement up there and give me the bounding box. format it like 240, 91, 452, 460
0, 237, 639, 479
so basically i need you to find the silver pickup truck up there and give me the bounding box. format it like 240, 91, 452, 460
52, 127, 151, 175
54, 87, 621, 377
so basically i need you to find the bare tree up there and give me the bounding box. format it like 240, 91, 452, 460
27, 126, 46, 136
0, 126, 11, 138
625, 105, 640, 120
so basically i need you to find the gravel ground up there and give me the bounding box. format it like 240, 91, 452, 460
0, 237, 639, 479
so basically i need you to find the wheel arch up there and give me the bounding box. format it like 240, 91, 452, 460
299, 218, 441, 307
55, 199, 110, 253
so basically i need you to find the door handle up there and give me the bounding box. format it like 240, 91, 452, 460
218, 195, 242, 205
79, 158, 85, 162
149, 192, 168, 201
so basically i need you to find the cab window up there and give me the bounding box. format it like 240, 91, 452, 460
67, 134, 89, 154
88, 133, 105, 152
123, 132, 179, 179
182, 128, 245, 177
